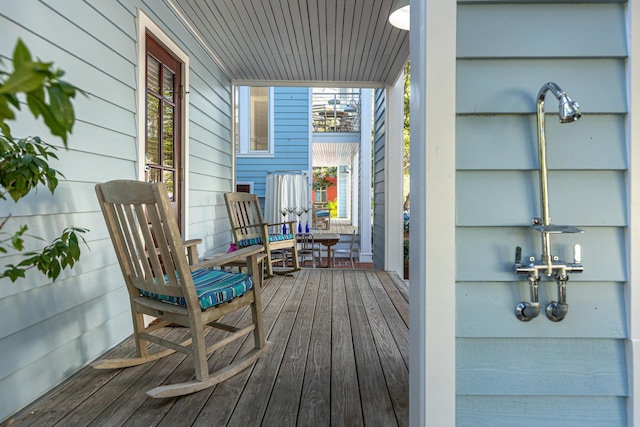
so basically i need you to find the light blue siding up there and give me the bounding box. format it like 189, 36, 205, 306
458, 338, 627, 395
455, 1, 628, 423
456, 170, 627, 226
457, 282, 627, 338
457, 396, 626, 427
458, 338, 628, 426
235, 87, 310, 201
0, 0, 236, 422
457, 115, 627, 171
457, 3, 627, 59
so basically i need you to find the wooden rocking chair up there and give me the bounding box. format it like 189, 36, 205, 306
93, 180, 271, 398
224, 192, 300, 277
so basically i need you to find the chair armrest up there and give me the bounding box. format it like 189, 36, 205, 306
266, 220, 297, 228
184, 239, 203, 265
192, 245, 265, 271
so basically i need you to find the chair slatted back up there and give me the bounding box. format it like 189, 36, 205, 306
96, 180, 197, 306
297, 233, 315, 251
224, 192, 267, 242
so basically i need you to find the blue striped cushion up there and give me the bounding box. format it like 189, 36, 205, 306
238, 233, 294, 248
140, 269, 254, 310
268, 233, 294, 242
316, 210, 329, 218
238, 237, 263, 247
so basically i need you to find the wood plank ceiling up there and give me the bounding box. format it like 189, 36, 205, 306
170, 0, 410, 87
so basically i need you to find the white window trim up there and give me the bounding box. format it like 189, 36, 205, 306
236, 86, 274, 157
136, 9, 190, 237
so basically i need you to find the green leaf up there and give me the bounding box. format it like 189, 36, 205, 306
0, 95, 16, 122
0, 63, 45, 95
26, 87, 45, 118
1, 265, 26, 282
47, 85, 75, 131
26, 92, 68, 145
12, 39, 32, 68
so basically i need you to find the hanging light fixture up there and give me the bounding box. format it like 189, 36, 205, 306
389, 0, 410, 31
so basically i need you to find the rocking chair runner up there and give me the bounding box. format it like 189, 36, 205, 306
93, 180, 271, 398
224, 192, 300, 277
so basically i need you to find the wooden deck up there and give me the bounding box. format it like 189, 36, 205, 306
327, 218, 356, 235
10, 269, 408, 427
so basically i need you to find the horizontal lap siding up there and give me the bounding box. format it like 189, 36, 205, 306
456, 2, 628, 425
235, 87, 310, 201
373, 89, 386, 270
0, 0, 234, 422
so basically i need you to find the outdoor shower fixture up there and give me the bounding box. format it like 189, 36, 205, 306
513, 82, 584, 322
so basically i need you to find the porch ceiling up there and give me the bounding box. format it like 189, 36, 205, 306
313, 141, 359, 166
170, 0, 410, 87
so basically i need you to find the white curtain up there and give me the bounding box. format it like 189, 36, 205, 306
265, 173, 309, 226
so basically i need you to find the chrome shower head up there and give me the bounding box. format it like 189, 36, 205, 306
558, 93, 581, 123
535, 81, 581, 230
537, 82, 581, 124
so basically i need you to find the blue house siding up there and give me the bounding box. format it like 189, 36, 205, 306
0, 1, 236, 421
373, 88, 386, 270
235, 87, 310, 206
455, 2, 628, 424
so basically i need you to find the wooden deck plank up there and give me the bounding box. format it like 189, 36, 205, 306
348, 271, 399, 426
58, 328, 191, 426
376, 270, 409, 327
297, 269, 333, 425
369, 271, 410, 368
361, 271, 410, 425
260, 269, 321, 425
226, 269, 311, 426
9, 327, 164, 427
331, 270, 365, 426
8, 270, 409, 426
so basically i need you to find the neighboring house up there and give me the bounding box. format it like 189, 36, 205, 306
234, 86, 374, 263
1, 1, 639, 426
313, 175, 337, 205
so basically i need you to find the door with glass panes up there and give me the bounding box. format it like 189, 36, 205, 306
145, 33, 183, 228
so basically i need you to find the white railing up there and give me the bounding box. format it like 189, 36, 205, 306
312, 92, 361, 133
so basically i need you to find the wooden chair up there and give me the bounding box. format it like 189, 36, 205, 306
333, 230, 357, 268
93, 180, 271, 398
296, 233, 321, 268
312, 202, 330, 230
224, 192, 300, 277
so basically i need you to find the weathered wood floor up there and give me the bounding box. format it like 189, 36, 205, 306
11, 269, 409, 427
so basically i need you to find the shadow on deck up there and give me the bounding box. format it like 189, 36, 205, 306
10, 269, 409, 426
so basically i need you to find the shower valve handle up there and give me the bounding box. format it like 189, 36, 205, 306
573, 244, 582, 264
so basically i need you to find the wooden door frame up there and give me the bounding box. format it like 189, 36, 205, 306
136, 10, 190, 237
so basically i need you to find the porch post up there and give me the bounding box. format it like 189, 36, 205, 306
385, 73, 406, 276
409, 0, 457, 425
626, 1, 640, 424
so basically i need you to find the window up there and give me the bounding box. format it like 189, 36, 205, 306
316, 189, 327, 203
137, 10, 189, 233
235, 86, 274, 156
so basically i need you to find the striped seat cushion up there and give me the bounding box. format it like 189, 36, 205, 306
237, 233, 294, 248
316, 210, 330, 218
140, 269, 254, 310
